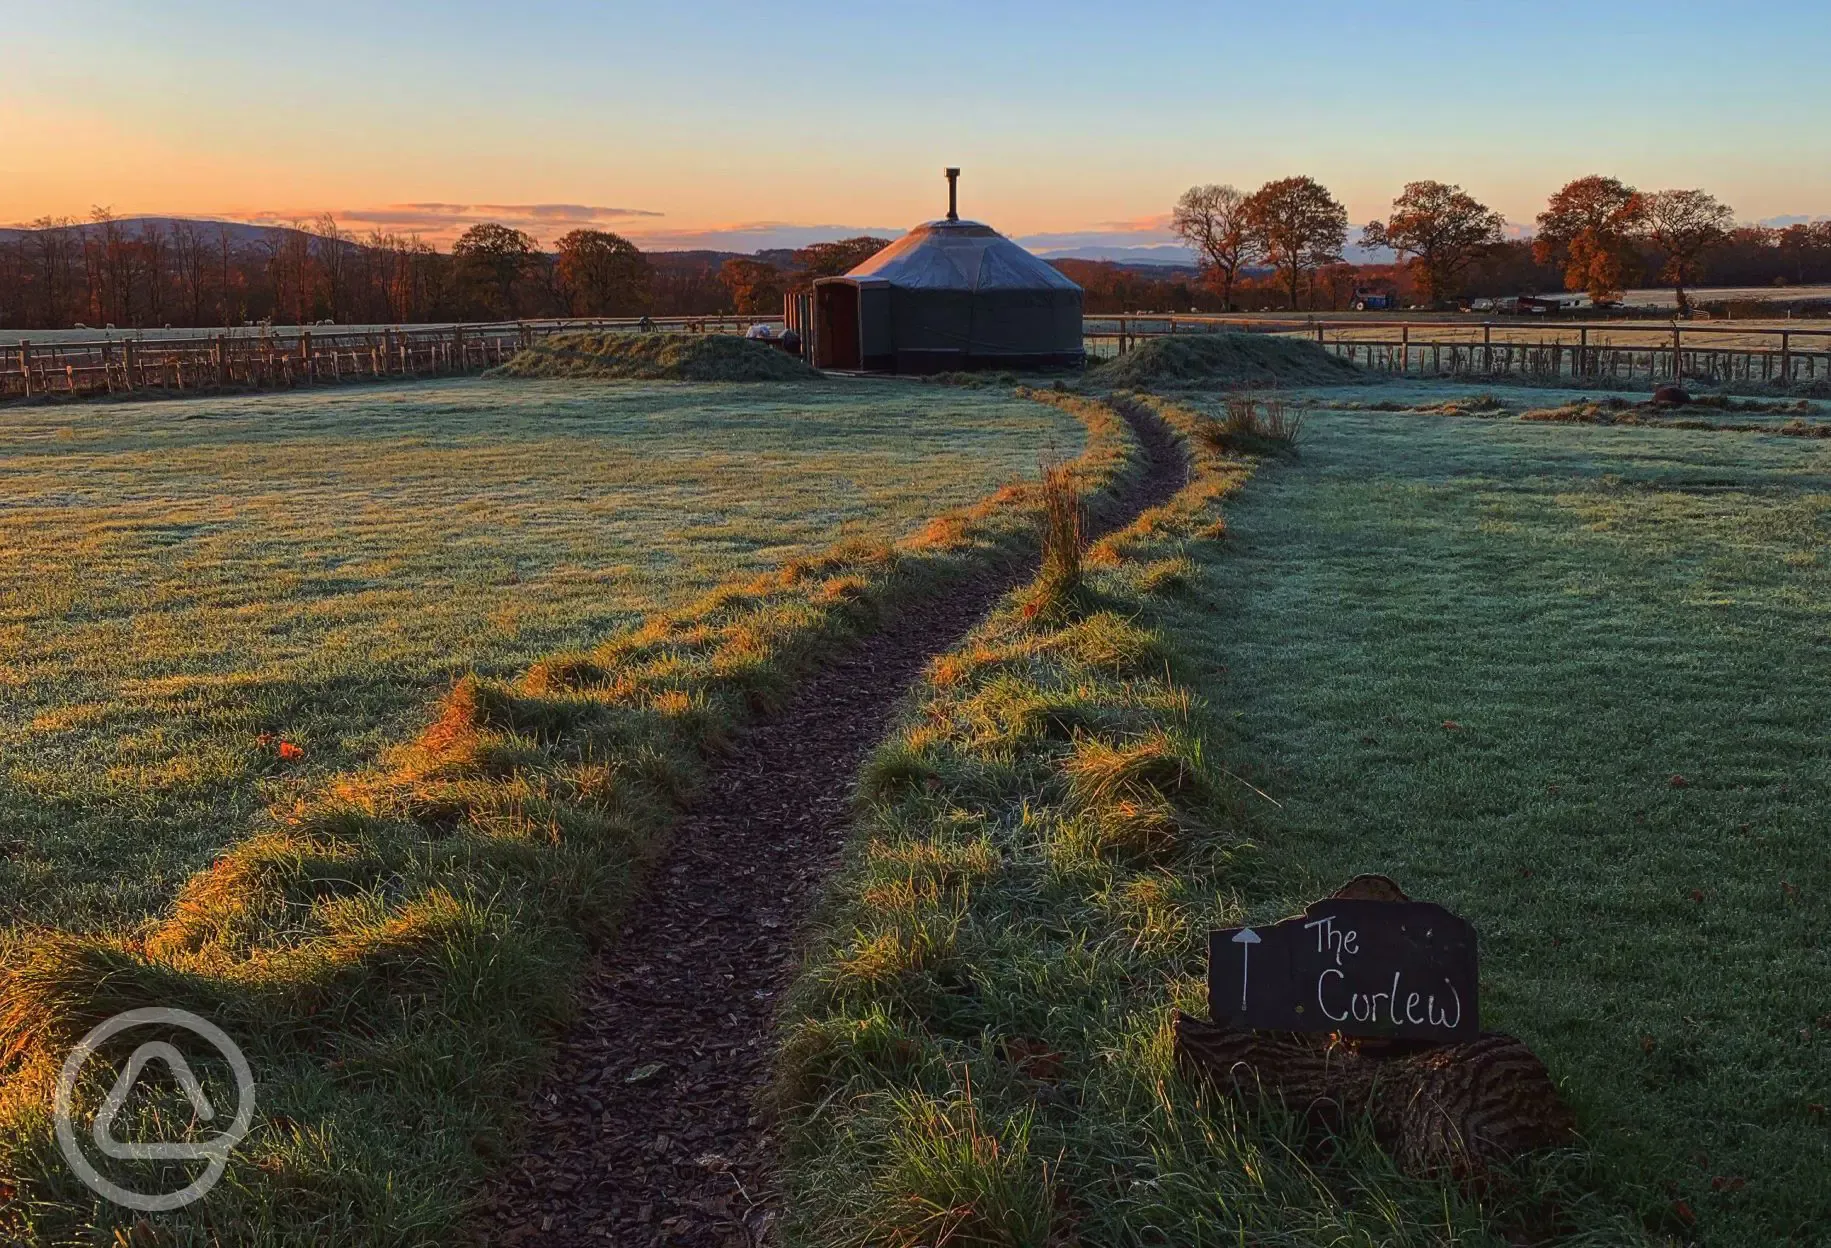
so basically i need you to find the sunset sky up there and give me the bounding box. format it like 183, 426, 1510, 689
5, 0, 1828, 253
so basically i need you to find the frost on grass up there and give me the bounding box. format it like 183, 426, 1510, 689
490, 331, 819, 382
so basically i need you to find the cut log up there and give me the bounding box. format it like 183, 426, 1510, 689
1174, 1011, 1576, 1177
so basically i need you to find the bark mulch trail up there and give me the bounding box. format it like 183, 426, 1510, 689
470, 405, 1185, 1246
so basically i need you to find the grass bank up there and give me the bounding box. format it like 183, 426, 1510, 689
0, 385, 1122, 1245
773, 390, 1831, 1244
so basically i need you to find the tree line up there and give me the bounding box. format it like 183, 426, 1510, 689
5, 186, 1829, 331
0, 211, 893, 331
1170, 175, 1831, 315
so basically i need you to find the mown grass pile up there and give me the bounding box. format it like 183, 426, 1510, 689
773, 396, 1657, 1245
1087, 331, 1359, 390
489, 331, 819, 382
1521, 396, 1831, 436
0, 388, 1132, 1244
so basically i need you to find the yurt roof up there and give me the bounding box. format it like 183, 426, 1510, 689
843, 219, 1081, 293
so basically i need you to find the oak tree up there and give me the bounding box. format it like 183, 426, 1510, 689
1361, 181, 1503, 306
1533, 176, 1643, 303
1637, 189, 1734, 316
452, 222, 539, 318
1242, 177, 1349, 310
555, 229, 653, 316
792, 236, 891, 287
718, 258, 783, 314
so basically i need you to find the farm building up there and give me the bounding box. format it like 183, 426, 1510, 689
810, 170, 1084, 373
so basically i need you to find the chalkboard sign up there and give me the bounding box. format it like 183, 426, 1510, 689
1209, 894, 1479, 1043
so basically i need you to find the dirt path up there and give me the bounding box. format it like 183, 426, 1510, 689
470, 404, 1184, 1246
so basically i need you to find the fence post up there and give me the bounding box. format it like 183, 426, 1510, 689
1482, 323, 1493, 374
1672, 325, 1682, 383
18, 340, 31, 397
300, 331, 313, 383
1401, 323, 1410, 372
1780, 332, 1791, 384
123, 340, 140, 390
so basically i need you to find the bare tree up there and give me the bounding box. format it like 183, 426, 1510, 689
215, 224, 241, 324
28, 216, 80, 326
1171, 184, 1255, 311
171, 220, 211, 326
137, 220, 169, 325
312, 214, 350, 323
1637, 189, 1735, 317
1242, 176, 1349, 310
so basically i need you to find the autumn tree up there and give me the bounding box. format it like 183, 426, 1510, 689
1361, 181, 1503, 306
791, 236, 891, 290
1533, 175, 1644, 303
1171, 184, 1256, 311
453, 222, 539, 318
1636, 188, 1735, 316
718, 258, 782, 314
1242, 176, 1349, 310
554, 229, 653, 316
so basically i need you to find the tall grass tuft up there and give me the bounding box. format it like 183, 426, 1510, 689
1036, 453, 1085, 604
1198, 391, 1305, 458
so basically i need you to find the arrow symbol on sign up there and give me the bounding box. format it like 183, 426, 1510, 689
1231, 928, 1261, 1011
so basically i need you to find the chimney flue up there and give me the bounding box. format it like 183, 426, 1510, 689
944, 167, 960, 221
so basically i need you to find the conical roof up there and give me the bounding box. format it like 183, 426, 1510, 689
844, 219, 1080, 293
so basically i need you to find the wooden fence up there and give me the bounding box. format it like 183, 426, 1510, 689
0, 316, 774, 401
1082, 316, 1831, 386
8, 313, 1830, 401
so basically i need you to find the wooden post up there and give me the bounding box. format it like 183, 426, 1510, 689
300, 331, 313, 383
1482, 323, 1493, 374
1672, 326, 1682, 383
1578, 327, 1588, 376
18, 341, 32, 397
215, 336, 228, 387
123, 341, 140, 391
1400, 323, 1410, 372
1780, 332, 1791, 384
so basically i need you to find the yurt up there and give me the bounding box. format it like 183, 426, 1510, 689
811, 170, 1083, 373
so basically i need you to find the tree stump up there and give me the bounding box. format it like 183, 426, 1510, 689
1174, 1014, 1574, 1177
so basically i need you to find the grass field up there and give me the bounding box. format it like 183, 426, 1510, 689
0, 376, 1083, 941
0, 378, 1120, 1245
778, 386, 1829, 1246
1195, 403, 1831, 1243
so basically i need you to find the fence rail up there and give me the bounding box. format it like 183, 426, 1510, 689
0, 316, 775, 400
1082, 316, 1831, 385
6, 313, 1830, 401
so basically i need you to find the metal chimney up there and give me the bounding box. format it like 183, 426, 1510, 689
945, 167, 960, 221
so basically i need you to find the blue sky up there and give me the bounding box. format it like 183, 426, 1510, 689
3, 0, 1826, 253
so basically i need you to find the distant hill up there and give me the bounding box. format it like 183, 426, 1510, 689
0, 217, 297, 247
